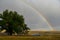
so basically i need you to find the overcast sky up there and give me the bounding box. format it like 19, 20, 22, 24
0, 0, 60, 31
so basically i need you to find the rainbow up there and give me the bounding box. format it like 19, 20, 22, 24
20, 0, 54, 31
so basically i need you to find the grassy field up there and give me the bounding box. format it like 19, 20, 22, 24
0, 35, 60, 40
0, 31, 60, 40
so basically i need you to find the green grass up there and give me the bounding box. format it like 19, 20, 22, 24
0, 35, 60, 40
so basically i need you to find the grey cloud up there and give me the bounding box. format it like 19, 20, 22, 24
0, 0, 60, 31
21, 0, 60, 30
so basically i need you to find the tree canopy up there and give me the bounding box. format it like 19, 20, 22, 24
0, 9, 30, 35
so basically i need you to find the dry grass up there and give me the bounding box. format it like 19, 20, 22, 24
0, 35, 60, 40
0, 31, 60, 40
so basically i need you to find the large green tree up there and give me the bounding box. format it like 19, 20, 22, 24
0, 9, 30, 35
